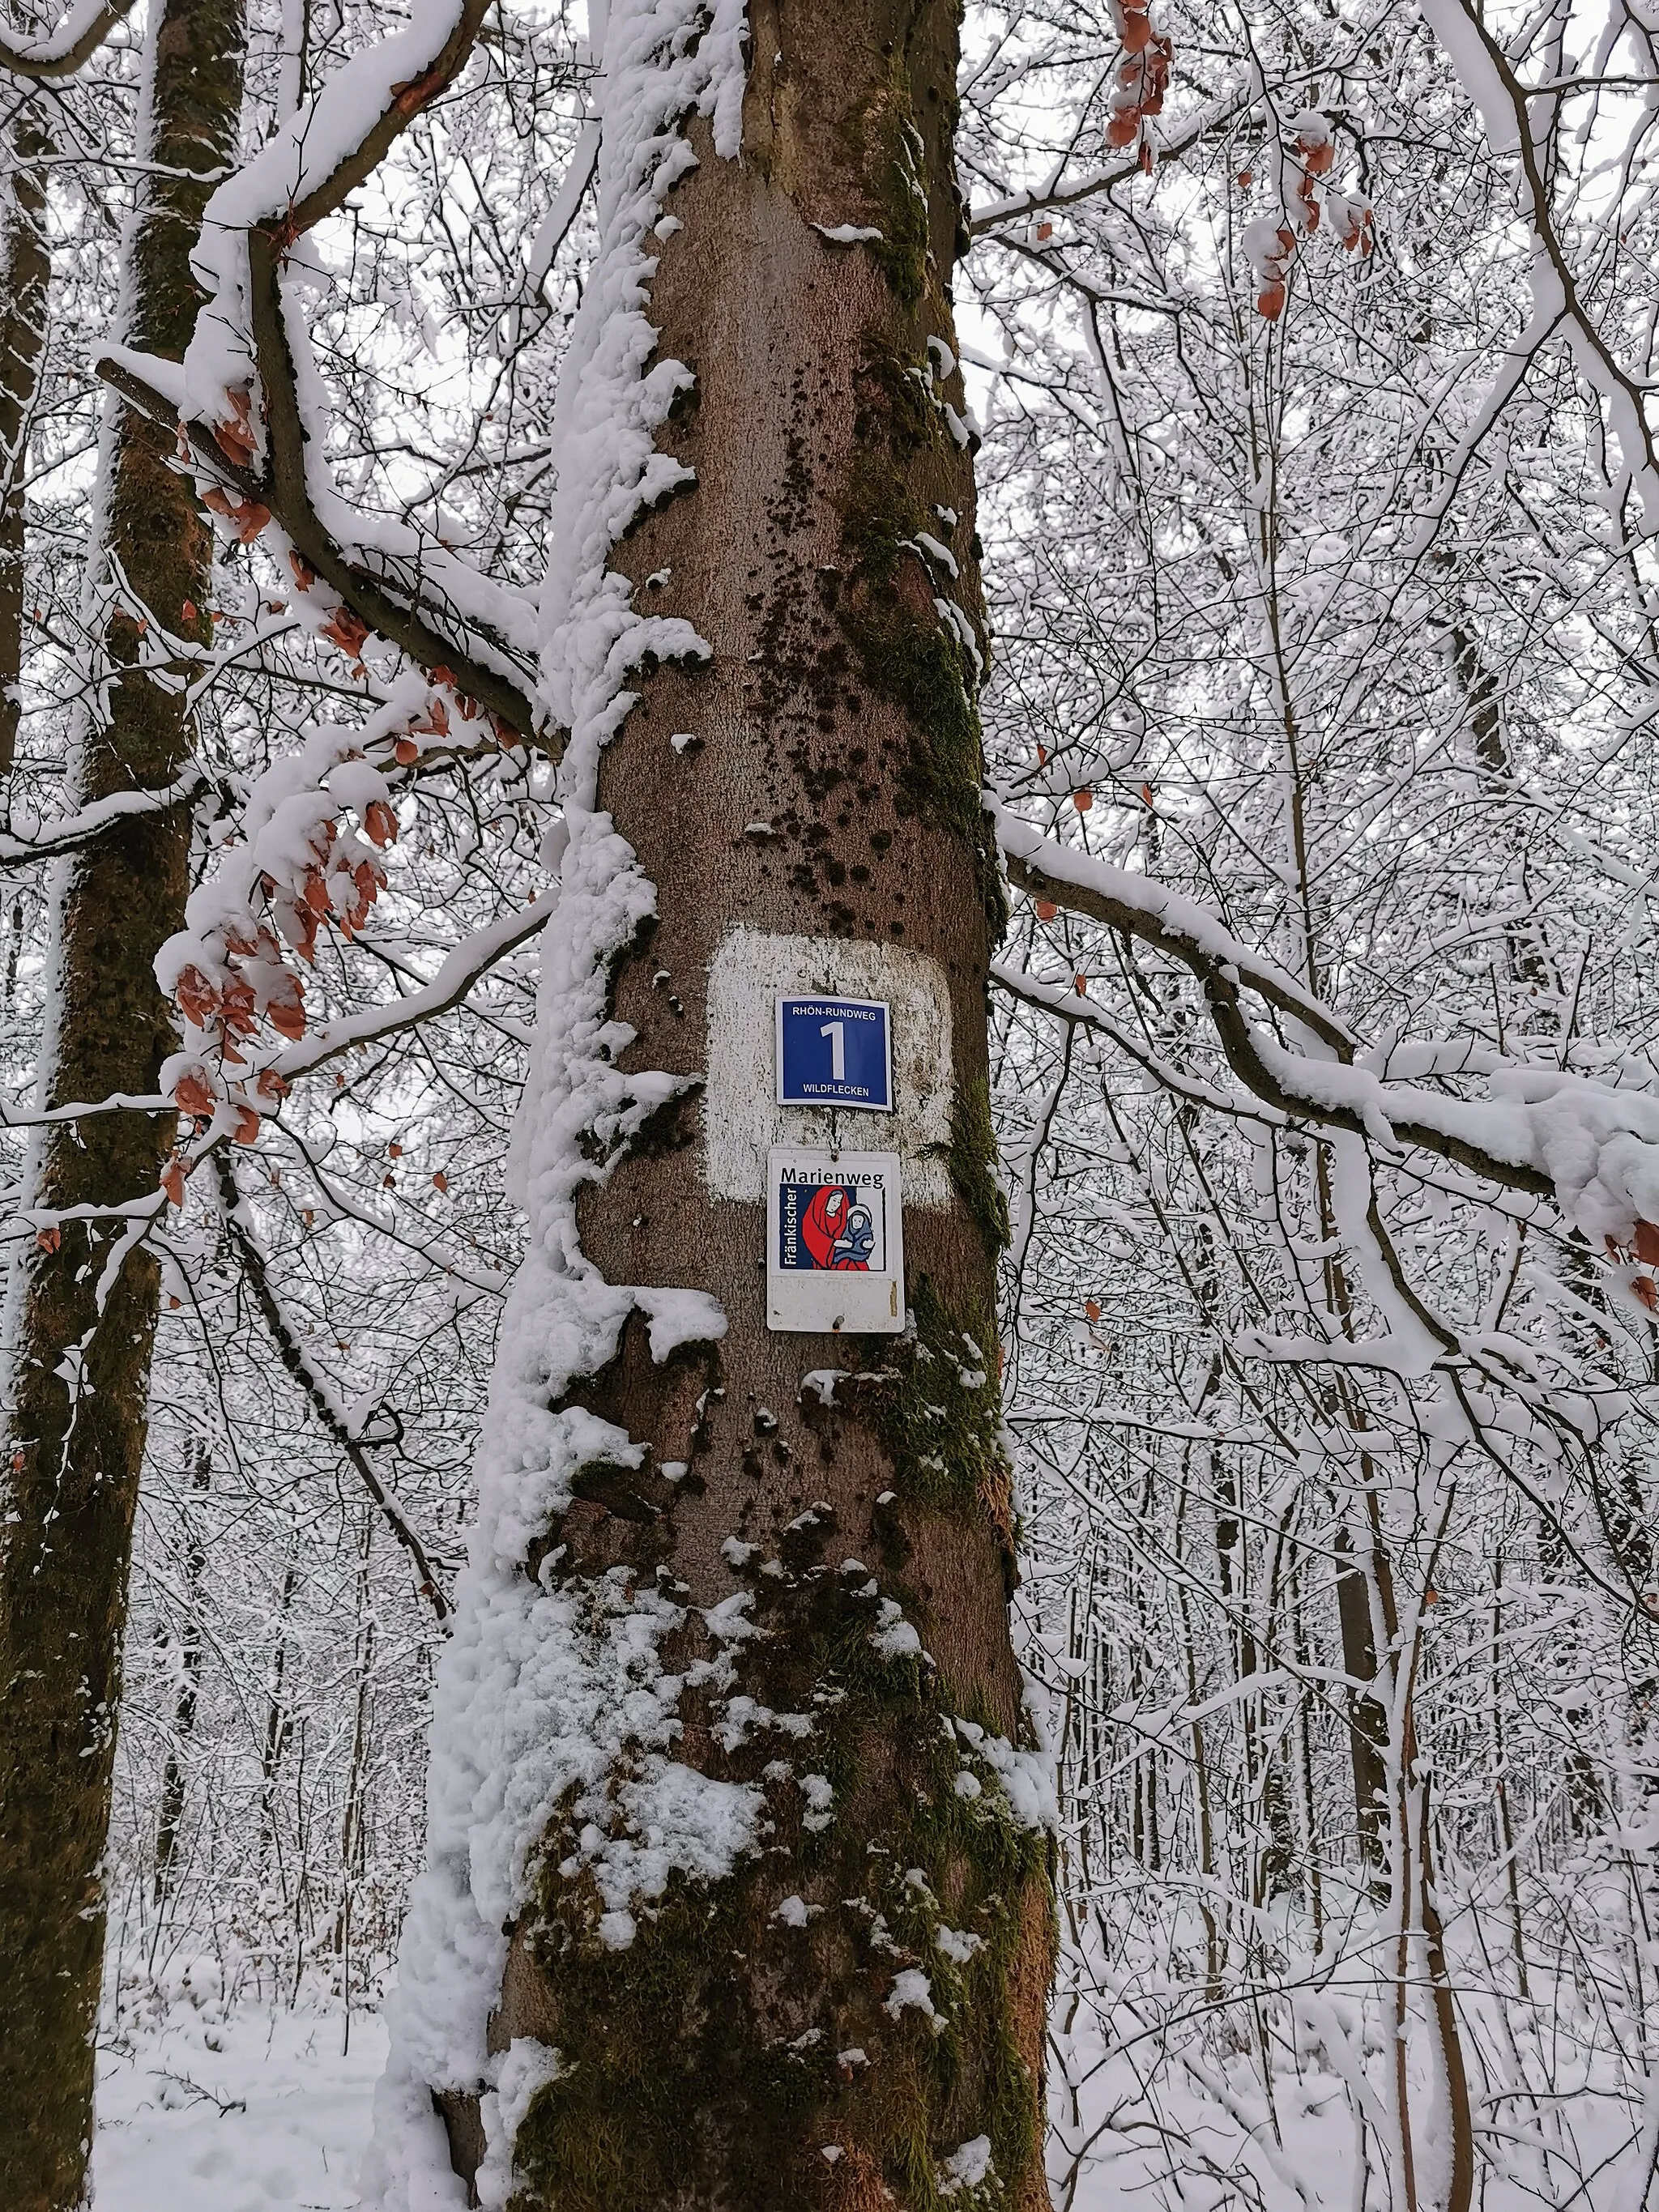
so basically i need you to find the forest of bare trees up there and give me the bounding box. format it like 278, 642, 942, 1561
1, 0, 1657, 2203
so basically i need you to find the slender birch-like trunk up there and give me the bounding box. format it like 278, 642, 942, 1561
1334, 1517, 1388, 1870
0, 0, 245, 2196
370, 0, 1055, 2202
152, 1442, 212, 1907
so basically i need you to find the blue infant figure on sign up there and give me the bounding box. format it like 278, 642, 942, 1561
838, 1202, 876, 1268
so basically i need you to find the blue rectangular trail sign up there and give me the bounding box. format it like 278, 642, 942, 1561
776, 994, 892, 1111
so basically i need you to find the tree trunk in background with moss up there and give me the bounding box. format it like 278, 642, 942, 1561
0, 99, 49, 778
406, 0, 1056, 2203
0, 0, 245, 2197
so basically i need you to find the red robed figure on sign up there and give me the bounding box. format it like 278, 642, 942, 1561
800, 1184, 872, 1270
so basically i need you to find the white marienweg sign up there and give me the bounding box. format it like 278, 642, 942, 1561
766, 1147, 904, 1334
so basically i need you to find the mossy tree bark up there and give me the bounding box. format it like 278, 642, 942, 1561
0, 0, 245, 2199
0, 0, 71, 782
426, 0, 1056, 2204
0, 97, 49, 778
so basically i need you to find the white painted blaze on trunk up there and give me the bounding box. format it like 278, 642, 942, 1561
704, 927, 955, 1205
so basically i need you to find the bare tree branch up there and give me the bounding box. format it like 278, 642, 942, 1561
213, 1149, 454, 1622
996, 812, 1560, 1203
94, 348, 541, 742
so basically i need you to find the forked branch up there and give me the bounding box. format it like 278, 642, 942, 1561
94, 341, 539, 743
995, 804, 1559, 1205
94, 0, 545, 740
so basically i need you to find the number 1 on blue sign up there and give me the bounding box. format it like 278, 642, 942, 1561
776, 994, 893, 1111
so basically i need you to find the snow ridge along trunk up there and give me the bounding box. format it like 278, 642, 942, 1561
0, 0, 245, 2198
367, 0, 1057, 2203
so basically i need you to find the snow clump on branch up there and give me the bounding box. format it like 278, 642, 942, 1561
151, 678, 477, 1191
1241, 108, 1371, 319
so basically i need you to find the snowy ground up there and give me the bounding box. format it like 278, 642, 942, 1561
96, 2006, 1124, 2212
83, 2008, 1357, 2212
95, 2006, 386, 2212
92, 1993, 1640, 2211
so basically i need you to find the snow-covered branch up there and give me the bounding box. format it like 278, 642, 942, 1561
995, 805, 1659, 1255
0, 0, 134, 79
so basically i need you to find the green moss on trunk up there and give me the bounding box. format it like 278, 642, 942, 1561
835, 356, 1004, 931
949, 1076, 1010, 1257
508, 1560, 1049, 2212
869, 1276, 1006, 1517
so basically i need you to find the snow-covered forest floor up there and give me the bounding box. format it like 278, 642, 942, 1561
85, 2001, 1244, 2212
92, 1972, 1644, 2212
96, 1999, 383, 2212
87, 1991, 1368, 2212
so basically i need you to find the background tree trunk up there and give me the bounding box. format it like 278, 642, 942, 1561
0, 99, 49, 778
151, 1440, 212, 1906
1334, 1522, 1388, 1873
0, 0, 245, 2196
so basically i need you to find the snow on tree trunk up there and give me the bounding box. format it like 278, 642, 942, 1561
0, 0, 245, 2200
365, 0, 1056, 2204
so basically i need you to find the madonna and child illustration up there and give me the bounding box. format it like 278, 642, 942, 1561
778, 1175, 880, 1271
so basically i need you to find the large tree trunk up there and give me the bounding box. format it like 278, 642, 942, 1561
0, 0, 245, 2197
369, 0, 1056, 2203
